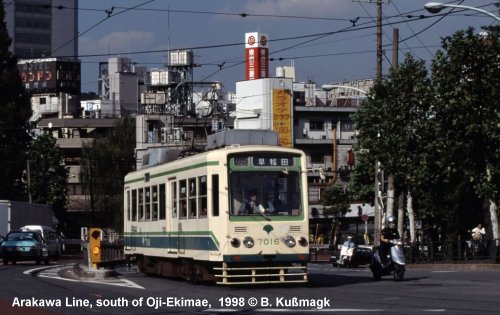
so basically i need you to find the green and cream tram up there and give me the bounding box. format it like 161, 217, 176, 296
124, 144, 309, 284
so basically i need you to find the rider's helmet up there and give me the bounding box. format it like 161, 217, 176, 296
387, 215, 397, 227
347, 235, 353, 240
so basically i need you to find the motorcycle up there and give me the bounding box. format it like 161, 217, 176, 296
370, 239, 405, 281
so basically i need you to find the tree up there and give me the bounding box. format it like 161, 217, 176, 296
24, 134, 69, 222
352, 54, 432, 242
0, 1, 32, 200
428, 26, 500, 242
81, 117, 136, 231
321, 184, 352, 246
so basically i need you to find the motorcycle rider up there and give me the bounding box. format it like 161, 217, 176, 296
380, 215, 400, 265
343, 235, 356, 249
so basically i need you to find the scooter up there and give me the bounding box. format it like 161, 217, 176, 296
337, 244, 356, 267
370, 239, 405, 281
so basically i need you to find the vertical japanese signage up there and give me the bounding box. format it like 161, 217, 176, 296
272, 89, 292, 148
245, 32, 269, 80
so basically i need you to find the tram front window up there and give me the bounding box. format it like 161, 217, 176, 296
229, 171, 302, 216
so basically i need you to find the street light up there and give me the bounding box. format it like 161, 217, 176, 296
424, 2, 500, 22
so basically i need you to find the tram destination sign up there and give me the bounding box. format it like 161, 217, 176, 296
252, 156, 294, 167
232, 155, 295, 167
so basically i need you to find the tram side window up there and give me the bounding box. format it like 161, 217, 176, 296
188, 177, 197, 218
152, 185, 158, 221
138, 188, 144, 221
179, 179, 187, 218
145, 187, 151, 221
132, 189, 137, 221
199, 176, 207, 217
127, 190, 131, 221
159, 183, 166, 220
212, 175, 219, 217
171, 181, 177, 218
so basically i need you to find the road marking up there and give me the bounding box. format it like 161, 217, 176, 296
205, 309, 445, 313
25, 264, 145, 289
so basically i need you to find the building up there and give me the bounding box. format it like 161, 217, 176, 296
4, 0, 78, 59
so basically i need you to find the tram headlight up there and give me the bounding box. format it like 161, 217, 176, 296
230, 237, 241, 248
298, 237, 308, 247
243, 236, 254, 248
283, 236, 296, 248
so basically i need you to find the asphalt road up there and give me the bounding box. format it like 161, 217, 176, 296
1, 259, 500, 314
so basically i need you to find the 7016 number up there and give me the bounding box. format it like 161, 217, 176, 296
258, 238, 279, 245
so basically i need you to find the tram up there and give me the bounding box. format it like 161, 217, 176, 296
123, 144, 309, 284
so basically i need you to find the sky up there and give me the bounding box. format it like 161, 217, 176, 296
77, 0, 499, 93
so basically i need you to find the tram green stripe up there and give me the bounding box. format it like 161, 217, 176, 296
124, 230, 220, 247
124, 161, 219, 184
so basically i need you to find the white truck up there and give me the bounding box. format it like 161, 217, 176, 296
0, 200, 54, 237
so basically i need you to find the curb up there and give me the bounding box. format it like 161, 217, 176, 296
72, 263, 117, 279
405, 263, 500, 271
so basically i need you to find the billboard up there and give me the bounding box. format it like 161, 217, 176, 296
245, 32, 269, 80
18, 59, 81, 94
272, 89, 292, 148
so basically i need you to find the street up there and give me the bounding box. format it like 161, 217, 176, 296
1, 259, 500, 314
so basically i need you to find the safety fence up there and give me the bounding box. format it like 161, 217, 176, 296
309, 239, 500, 264
406, 239, 500, 264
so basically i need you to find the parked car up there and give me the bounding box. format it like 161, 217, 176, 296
1, 231, 49, 265
20, 225, 63, 259
0, 234, 4, 258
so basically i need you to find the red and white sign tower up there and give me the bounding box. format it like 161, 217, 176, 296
245, 32, 269, 80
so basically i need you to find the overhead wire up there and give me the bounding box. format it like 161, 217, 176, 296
51, 0, 158, 55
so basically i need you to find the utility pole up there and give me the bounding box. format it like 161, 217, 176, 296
353, 0, 386, 245
373, 0, 383, 246
376, 0, 383, 80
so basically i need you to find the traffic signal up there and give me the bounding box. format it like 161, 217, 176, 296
89, 228, 102, 266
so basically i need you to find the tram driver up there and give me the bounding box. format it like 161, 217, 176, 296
239, 190, 264, 215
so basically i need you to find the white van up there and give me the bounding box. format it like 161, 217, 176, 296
20, 225, 62, 258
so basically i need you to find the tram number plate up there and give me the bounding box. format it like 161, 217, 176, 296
258, 238, 280, 245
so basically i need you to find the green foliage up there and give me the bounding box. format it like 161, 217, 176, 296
81, 117, 136, 231
25, 134, 68, 220
0, 3, 32, 200
351, 54, 431, 201
351, 26, 499, 238
348, 149, 374, 203
321, 184, 351, 217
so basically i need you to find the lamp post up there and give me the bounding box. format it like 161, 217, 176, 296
424, 2, 500, 22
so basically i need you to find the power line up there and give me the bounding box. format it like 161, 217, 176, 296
51, 0, 158, 55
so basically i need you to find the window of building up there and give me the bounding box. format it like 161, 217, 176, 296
310, 153, 324, 163
309, 121, 324, 131
340, 119, 354, 132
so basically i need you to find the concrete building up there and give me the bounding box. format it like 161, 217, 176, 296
4, 0, 78, 59
232, 66, 374, 245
